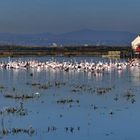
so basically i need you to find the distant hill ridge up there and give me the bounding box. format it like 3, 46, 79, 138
0, 29, 136, 46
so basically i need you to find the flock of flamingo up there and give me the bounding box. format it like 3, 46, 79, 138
0, 58, 139, 73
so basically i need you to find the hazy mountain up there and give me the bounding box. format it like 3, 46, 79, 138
0, 29, 137, 46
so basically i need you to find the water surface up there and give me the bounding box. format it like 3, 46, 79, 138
0, 56, 139, 140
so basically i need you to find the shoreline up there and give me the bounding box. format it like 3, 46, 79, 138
0, 45, 134, 58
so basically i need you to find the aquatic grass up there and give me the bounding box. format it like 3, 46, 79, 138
0, 85, 5, 93
0, 85, 5, 89
26, 82, 51, 89
64, 127, 80, 133
114, 96, 119, 101
54, 81, 66, 88
123, 91, 135, 100
0, 126, 35, 137
4, 94, 34, 100
12, 87, 16, 91
56, 98, 80, 104
26, 82, 41, 86
96, 87, 112, 95
0, 103, 28, 116
71, 84, 95, 94
26, 81, 66, 90
3, 93, 38, 100
38, 84, 50, 90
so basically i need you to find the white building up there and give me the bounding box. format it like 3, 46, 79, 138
131, 35, 140, 53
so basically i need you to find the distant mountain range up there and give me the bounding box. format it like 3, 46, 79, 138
0, 29, 137, 46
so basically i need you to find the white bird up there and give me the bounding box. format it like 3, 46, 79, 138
34, 92, 40, 97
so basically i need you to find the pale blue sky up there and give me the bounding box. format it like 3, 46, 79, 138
0, 0, 139, 33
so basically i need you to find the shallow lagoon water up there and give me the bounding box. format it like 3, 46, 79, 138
0, 56, 140, 140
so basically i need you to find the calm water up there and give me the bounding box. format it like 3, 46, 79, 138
0, 56, 140, 140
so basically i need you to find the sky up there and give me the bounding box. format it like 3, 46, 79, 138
0, 0, 139, 34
